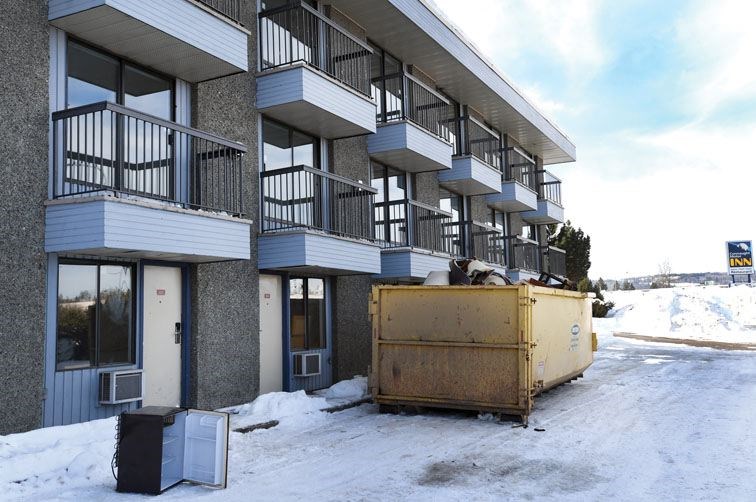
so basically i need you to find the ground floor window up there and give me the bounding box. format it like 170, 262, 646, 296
289, 277, 326, 351
56, 260, 135, 370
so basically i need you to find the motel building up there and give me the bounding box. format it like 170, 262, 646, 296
0, 0, 575, 434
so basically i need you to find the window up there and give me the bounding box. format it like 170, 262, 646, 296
67, 40, 172, 118
440, 191, 464, 256
56, 261, 135, 371
372, 162, 410, 245
262, 119, 318, 171
289, 278, 326, 351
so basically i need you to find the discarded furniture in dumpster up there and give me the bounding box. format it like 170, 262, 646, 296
369, 284, 596, 423
115, 406, 229, 494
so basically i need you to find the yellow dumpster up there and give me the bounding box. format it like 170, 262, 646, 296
368, 284, 594, 422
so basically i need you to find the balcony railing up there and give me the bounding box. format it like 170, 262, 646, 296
198, 0, 242, 24
505, 146, 536, 190
507, 236, 540, 272
52, 101, 246, 216
467, 221, 506, 266
259, 1, 372, 96
375, 199, 453, 254
542, 246, 567, 276
539, 171, 562, 204
261, 165, 377, 241
373, 72, 452, 141
459, 116, 501, 170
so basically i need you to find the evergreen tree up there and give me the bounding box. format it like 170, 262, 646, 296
549, 220, 591, 283
596, 277, 607, 291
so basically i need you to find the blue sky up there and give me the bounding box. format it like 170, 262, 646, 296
432, 0, 756, 279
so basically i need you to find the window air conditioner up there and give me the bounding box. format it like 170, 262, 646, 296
293, 353, 321, 377
99, 369, 144, 404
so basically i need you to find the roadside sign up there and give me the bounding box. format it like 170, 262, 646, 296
726, 241, 753, 275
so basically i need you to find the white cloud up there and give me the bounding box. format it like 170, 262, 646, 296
675, 0, 756, 118
554, 122, 756, 278
430, 0, 608, 81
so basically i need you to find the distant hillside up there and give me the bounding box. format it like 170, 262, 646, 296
602, 272, 735, 290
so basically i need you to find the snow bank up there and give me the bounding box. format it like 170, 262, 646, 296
233, 376, 368, 429
597, 285, 756, 345
320, 375, 367, 400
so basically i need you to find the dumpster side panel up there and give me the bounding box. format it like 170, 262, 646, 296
376, 343, 521, 408
377, 286, 520, 344
530, 287, 593, 391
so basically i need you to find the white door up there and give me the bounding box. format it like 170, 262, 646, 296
259, 274, 283, 394
143, 266, 183, 407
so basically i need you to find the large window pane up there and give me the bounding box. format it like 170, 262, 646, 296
56, 264, 97, 370
263, 119, 293, 171
290, 278, 306, 350
98, 265, 134, 365
292, 130, 315, 167
66, 42, 118, 108
124, 64, 172, 120
306, 279, 325, 350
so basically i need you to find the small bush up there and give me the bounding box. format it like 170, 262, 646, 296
592, 299, 615, 318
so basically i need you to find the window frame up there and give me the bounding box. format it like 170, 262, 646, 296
262, 117, 320, 171
55, 259, 137, 372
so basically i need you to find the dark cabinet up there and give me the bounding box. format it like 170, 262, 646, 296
116, 406, 229, 494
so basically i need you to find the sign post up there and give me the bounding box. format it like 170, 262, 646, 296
726, 240, 753, 285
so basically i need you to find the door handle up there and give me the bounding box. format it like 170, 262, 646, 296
174, 322, 182, 344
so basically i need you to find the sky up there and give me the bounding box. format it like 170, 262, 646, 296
431, 0, 756, 280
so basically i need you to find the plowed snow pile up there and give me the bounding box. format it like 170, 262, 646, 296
597, 285, 756, 346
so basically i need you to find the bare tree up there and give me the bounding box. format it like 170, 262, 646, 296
657, 259, 672, 288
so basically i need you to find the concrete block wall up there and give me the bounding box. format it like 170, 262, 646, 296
188, 0, 260, 410
0, 0, 50, 435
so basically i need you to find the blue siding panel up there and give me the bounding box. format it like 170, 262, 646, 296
45, 199, 251, 261
521, 199, 565, 224
438, 155, 502, 195
257, 65, 376, 139
258, 231, 381, 274
48, 0, 247, 82
376, 248, 451, 281
367, 121, 453, 172
485, 181, 538, 212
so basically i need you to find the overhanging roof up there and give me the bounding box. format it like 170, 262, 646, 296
326, 0, 576, 165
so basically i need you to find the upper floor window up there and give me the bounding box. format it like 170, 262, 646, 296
262, 118, 318, 171
66, 40, 172, 119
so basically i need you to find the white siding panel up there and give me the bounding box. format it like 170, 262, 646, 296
521, 199, 565, 224
45, 199, 251, 259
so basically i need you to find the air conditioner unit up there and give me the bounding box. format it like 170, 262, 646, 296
293, 353, 321, 377
99, 369, 144, 404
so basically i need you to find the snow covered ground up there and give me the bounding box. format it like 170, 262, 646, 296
1, 287, 755, 501
598, 284, 756, 348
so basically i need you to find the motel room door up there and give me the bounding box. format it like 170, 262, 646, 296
259, 274, 283, 394
142, 266, 183, 407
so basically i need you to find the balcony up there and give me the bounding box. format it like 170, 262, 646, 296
259, 166, 380, 275
522, 171, 564, 224
368, 74, 453, 172
542, 246, 567, 277
466, 221, 507, 272
486, 146, 538, 212
256, 2, 376, 139
439, 116, 502, 195
374, 200, 455, 281
45, 102, 251, 262
48, 0, 248, 82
